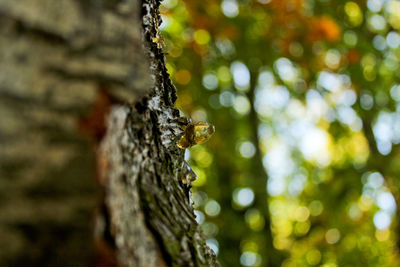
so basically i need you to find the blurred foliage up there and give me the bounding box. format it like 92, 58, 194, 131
160, 0, 400, 266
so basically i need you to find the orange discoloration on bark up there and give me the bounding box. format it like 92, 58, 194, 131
78, 89, 115, 142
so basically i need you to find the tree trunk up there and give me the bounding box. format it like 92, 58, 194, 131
0, 0, 218, 266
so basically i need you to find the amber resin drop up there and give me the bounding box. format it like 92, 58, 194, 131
177, 121, 215, 149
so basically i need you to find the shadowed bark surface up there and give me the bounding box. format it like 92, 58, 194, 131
0, 0, 217, 266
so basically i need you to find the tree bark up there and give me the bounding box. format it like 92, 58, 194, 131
0, 0, 218, 266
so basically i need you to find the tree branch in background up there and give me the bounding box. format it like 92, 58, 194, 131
247, 70, 286, 266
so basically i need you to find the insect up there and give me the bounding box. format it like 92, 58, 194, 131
177, 120, 215, 149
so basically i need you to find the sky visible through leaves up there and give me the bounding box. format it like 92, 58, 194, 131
160, 0, 400, 266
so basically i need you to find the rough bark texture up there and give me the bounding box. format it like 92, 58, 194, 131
0, 0, 217, 266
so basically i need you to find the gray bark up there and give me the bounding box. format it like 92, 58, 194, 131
0, 0, 217, 266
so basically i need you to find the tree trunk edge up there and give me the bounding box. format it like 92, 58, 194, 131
97, 0, 219, 266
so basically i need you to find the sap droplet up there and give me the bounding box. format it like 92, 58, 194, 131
151, 17, 165, 50
177, 121, 215, 149
181, 162, 197, 186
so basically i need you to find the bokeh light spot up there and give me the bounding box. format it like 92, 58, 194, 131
309, 200, 324, 216
325, 228, 341, 244
203, 73, 219, 90
233, 187, 255, 208
239, 141, 256, 158
202, 222, 219, 237
221, 0, 239, 18
175, 69, 192, 85
233, 95, 251, 115
343, 30, 358, 46
245, 209, 265, 231
373, 211, 391, 230
387, 31, 400, 48
294, 221, 311, 236
219, 91, 235, 107
294, 206, 310, 222
205, 200, 221, 217
306, 249, 322, 265
240, 251, 261, 267
231, 61, 250, 92
206, 238, 219, 255
194, 29, 211, 45
194, 210, 205, 224
345, 2, 363, 27
367, 0, 383, 12
375, 229, 390, 242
